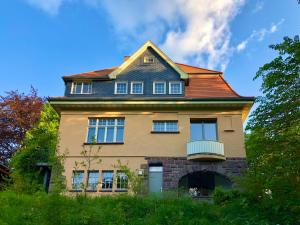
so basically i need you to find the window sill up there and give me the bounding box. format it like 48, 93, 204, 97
115, 189, 128, 192
69, 190, 83, 193
100, 189, 113, 192
151, 131, 180, 134
84, 142, 124, 145
86, 190, 97, 192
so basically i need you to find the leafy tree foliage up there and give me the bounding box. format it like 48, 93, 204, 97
9, 104, 65, 193
242, 36, 300, 223
0, 88, 44, 164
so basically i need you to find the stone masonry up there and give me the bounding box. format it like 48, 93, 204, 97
144, 157, 247, 189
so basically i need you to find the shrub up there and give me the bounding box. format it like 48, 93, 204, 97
212, 187, 241, 205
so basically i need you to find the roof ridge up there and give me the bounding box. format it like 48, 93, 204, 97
217, 75, 241, 97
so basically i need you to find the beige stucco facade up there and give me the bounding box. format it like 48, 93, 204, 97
58, 108, 246, 192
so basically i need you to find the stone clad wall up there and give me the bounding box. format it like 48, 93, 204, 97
145, 157, 247, 189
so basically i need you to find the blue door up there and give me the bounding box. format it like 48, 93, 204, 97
149, 166, 163, 193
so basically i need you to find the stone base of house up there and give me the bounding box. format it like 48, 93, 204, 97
143, 157, 247, 189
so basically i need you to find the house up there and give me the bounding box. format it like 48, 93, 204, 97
49, 41, 254, 196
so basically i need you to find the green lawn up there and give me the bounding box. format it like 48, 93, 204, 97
0, 191, 276, 225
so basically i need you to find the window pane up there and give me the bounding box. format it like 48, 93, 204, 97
106, 127, 114, 142
72, 171, 84, 190
116, 83, 127, 94
87, 127, 96, 143
102, 171, 113, 190
154, 83, 165, 94
203, 122, 217, 141
166, 121, 178, 132
99, 119, 106, 126
117, 118, 124, 126
88, 171, 99, 191
89, 119, 97, 126
82, 83, 91, 94
107, 119, 115, 126
97, 127, 105, 143
153, 121, 165, 132
170, 83, 181, 94
116, 127, 124, 142
190, 122, 203, 141
75, 83, 81, 94
132, 83, 143, 94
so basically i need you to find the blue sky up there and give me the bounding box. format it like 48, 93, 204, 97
1, 0, 299, 101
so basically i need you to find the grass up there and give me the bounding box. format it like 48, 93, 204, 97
0, 191, 279, 225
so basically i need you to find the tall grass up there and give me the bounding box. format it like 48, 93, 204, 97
0, 191, 276, 225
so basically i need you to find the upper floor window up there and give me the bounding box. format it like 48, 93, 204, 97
153, 81, 166, 94
87, 118, 125, 143
115, 82, 128, 94
72, 170, 84, 190
71, 82, 92, 94
87, 171, 99, 191
144, 56, 154, 64
190, 119, 217, 141
131, 82, 143, 94
169, 81, 182, 94
152, 121, 178, 133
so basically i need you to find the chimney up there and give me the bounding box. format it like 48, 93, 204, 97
124, 56, 130, 62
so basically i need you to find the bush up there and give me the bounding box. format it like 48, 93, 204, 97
212, 187, 241, 205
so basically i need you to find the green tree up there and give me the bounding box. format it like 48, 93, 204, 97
9, 103, 65, 193
242, 36, 300, 223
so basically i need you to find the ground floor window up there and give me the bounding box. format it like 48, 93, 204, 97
87, 171, 99, 191
116, 171, 128, 191
72, 170, 84, 190
102, 171, 114, 191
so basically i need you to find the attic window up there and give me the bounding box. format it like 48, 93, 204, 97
144, 56, 154, 64
71, 82, 92, 94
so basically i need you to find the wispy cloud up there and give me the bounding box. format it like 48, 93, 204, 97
92, 0, 245, 71
25, 0, 246, 71
252, 1, 264, 13
236, 19, 285, 52
25, 0, 67, 15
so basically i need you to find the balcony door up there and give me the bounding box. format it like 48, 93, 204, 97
190, 119, 217, 141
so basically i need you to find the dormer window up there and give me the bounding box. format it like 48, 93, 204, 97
131, 82, 143, 94
153, 81, 166, 94
71, 82, 92, 94
169, 82, 182, 94
144, 56, 154, 64
115, 82, 128, 94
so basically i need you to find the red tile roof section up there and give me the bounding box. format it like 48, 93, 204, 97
175, 63, 222, 74
185, 75, 240, 98
63, 67, 116, 79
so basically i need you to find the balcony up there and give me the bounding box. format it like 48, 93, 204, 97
187, 140, 225, 161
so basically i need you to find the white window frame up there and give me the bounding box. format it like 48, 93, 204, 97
71, 82, 92, 94
86, 118, 125, 143
152, 120, 179, 132
169, 81, 182, 94
130, 81, 144, 94
114, 82, 128, 94
153, 81, 166, 94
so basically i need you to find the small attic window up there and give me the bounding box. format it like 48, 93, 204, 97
143, 56, 154, 64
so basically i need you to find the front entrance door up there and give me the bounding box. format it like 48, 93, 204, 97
148, 166, 163, 193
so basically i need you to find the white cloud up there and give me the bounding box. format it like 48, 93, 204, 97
94, 0, 245, 71
25, 0, 66, 15
236, 19, 284, 52
24, 0, 247, 70
252, 1, 264, 13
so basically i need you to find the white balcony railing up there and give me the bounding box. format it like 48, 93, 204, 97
187, 140, 225, 158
